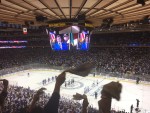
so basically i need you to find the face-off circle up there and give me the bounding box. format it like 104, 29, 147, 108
62, 81, 84, 89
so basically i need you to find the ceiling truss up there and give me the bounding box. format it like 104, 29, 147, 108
0, 0, 149, 26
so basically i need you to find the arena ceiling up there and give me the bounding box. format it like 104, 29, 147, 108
0, 0, 150, 26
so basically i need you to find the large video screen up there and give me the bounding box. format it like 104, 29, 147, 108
48, 27, 91, 51
77, 30, 90, 51
49, 31, 70, 51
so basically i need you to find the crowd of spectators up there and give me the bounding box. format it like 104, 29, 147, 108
0, 30, 46, 37
91, 32, 150, 46
0, 72, 126, 113
0, 72, 101, 113
0, 47, 149, 112
2, 84, 98, 113
0, 29, 48, 48
0, 47, 150, 80
1, 22, 149, 113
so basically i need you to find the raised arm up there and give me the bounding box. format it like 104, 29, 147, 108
82, 97, 89, 113
29, 88, 46, 113
0, 79, 9, 111
43, 71, 66, 113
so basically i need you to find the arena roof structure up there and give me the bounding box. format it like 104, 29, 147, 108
0, 0, 150, 26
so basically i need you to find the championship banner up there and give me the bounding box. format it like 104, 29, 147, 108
49, 23, 66, 27
85, 23, 94, 28
23, 28, 27, 34
48, 22, 93, 27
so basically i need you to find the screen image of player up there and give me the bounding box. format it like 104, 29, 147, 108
49, 32, 70, 51
62, 34, 70, 50
78, 31, 90, 50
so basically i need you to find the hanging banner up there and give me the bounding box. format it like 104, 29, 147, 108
49, 23, 66, 27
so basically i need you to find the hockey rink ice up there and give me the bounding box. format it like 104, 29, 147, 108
2, 69, 150, 113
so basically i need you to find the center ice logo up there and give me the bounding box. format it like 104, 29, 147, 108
62, 81, 84, 89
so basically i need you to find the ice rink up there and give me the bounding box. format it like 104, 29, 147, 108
2, 69, 150, 113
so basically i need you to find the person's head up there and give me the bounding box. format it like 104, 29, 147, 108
64, 34, 69, 42
56, 35, 61, 43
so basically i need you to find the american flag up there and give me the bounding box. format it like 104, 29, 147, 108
79, 32, 85, 42
50, 32, 55, 43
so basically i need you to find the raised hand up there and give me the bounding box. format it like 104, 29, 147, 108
33, 87, 46, 102
83, 95, 89, 108
56, 71, 66, 87
54, 71, 66, 93
82, 96, 89, 113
